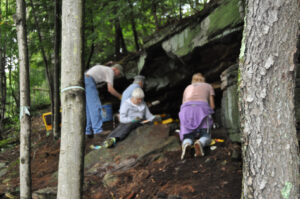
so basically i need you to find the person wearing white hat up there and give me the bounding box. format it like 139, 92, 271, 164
121, 75, 145, 106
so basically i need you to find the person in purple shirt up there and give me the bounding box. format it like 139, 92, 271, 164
179, 73, 215, 160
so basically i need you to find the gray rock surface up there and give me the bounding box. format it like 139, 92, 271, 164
85, 124, 181, 176
32, 187, 57, 199
220, 64, 240, 142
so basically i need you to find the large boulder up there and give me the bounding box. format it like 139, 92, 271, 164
85, 124, 181, 176
113, 0, 245, 117
220, 64, 240, 142
161, 0, 244, 59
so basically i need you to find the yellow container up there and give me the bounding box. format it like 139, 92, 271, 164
162, 118, 173, 124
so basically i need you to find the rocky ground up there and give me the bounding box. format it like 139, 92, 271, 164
0, 113, 242, 199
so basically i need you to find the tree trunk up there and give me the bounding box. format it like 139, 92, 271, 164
53, 0, 61, 139
85, 0, 95, 69
151, 1, 160, 29
0, 1, 5, 137
28, 0, 54, 121
115, 18, 121, 59
57, 0, 85, 198
239, 0, 300, 198
179, 0, 182, 20
15, 0, 32, 198
128, 0, 139, 51
119, 22, 127, 56
86, 42, 95, 69
113, 14, 127, 57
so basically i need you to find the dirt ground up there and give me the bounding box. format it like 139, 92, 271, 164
0, 114, 242, 199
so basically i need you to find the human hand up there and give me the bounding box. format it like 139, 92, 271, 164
132, 117, 142, 123
152, 115, 162, 122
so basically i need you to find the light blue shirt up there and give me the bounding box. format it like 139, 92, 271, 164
120, 99, 155, 123
121, 83, 140, 106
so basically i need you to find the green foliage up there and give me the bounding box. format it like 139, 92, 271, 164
1, 0, 208, 126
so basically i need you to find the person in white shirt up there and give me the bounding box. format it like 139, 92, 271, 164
85, 64, 123, 138
103, 87, 155, 147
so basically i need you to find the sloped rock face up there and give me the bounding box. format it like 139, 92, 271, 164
116, 0, 244, 118
220, 64, 240, 142
84, 124, 180, 176
114, 0, 299, 141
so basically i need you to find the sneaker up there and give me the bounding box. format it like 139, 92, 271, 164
103, 137, 116, 148
181, 143, 192, 160
194, 140, 204, 157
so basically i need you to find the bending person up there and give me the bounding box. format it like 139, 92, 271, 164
85, 63, 123, 138
104, 87, 155, 148
179, 73, 215, 159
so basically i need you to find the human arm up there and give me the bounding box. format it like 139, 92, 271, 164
209, 95, 215, 110
182, 87, 187, 104
107, 83, 122, 100
209, 84, 215, 110
119, 102, 133, 123
144, 104, 155, 121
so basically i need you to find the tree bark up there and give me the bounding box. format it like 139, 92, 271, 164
119, 21, 127, 56
53, 0, 61, 139
28, 0, 54, 122
115, 18, 121, 59
151, 1, 160, 29
179, 0, 182, 20
239, 0, 300, 198
57, 0, 85, 198
0, 0, 6, 137
85, 1, 95, 69
128, 0, 140, 51
15, 0, 32, 198
115, 16, 128, 59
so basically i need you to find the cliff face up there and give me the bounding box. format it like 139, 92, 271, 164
121, 0, 244, 117
114, 0, 299, 141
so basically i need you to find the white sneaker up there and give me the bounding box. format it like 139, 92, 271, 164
194, 140, 204, 157
181, 143, 192, 160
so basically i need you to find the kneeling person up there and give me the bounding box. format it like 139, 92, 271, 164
104, 87, 155, 148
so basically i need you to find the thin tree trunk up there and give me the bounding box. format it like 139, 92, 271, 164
86, 42, 95, 69
115, 18, 121, 59
179, 0, 182, 20
57, 0, 85, 198
28, 0, 54, 119
85, 0, 95, 69
239, 0, 300, 198
53, 0, 61, 139
82, 0, 85, 70
128, 0, 140, 51
119, 22, 127, 56
0, 0, 4, 136
188, 0, 194, 10
2, 0, 7, 124
151, 1, 160, 29
15, 0, 32, 198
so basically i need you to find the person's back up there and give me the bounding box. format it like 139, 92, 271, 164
85, 65, 114, 85
179, 73, 215, 159
182, 82, 214, 104
120, 75, 145, 106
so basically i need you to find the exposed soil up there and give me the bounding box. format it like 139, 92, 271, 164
0, 114, 242, 199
